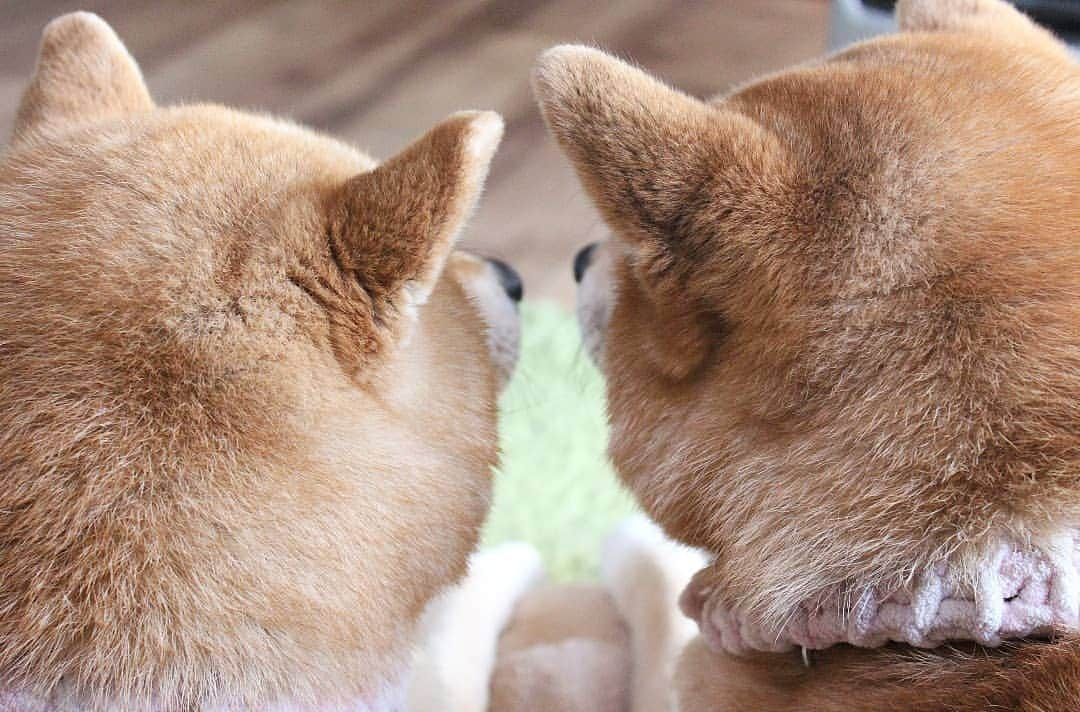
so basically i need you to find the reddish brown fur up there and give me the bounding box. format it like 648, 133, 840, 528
538, 0, 1080, 707
0, 12, 507, 710
676, 637, 1080, 711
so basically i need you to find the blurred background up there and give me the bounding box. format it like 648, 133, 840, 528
0, 0, 823, 579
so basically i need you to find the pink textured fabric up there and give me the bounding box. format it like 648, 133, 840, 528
682, 533, 1080, 655
0, 689, 58, 712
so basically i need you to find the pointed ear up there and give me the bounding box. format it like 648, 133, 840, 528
534, 46, 710, 248
532, 46, 777, 254
535, 47, 777, 380
13, 12, 153, 144
328, 110, 503, 322
896, 0, 1070, 58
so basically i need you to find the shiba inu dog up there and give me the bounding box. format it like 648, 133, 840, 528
0, 12, 520, 710
538, 0, 1080, 708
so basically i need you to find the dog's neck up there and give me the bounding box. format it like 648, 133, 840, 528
682, 531, 1080, 655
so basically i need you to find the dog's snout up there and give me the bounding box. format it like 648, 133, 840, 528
487, 258, 523, 303
573, 243, 598, 284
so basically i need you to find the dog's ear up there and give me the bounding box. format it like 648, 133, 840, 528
13, 13, 154, 144
326, 110, 502, 340
533, 46, 773, 250
896, 0, 1070, 58
532, 46, 782, 274
533, 46, 781, 379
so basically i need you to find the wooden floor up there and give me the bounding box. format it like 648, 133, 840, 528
0, 0, 828, 306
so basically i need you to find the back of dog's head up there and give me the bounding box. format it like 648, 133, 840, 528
540, 0, 1080, 624
0, 13, 514, 709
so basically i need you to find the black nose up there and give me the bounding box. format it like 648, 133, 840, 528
487, 258, 523, 303
573, 243, 598, 284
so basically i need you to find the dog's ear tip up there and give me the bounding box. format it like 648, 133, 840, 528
533, 44, 611, 98
41, 11, 114, 41
14, 11, 152, 142
38, 11, 130, 61
536, 43, 607, 69
45, 11, 112, 32
895, 0, 1070, 55
452, 110, 504, 165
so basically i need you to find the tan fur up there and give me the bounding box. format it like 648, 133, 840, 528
489, 585, 631, 712
598, 516, 704, 712
541, 0, 1080, 708
0, 13, 510, 710
406, 542, 543, 711
676, 636, 1080, 711
13, 13, 153, 144
485, 517, 703, 712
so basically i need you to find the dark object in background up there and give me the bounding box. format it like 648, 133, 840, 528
832, 0, 1080, 49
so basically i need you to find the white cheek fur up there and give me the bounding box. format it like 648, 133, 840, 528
575, 252, 614, 369
462, 262, 520, 391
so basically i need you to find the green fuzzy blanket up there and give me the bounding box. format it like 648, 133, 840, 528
481, 302, 638, 581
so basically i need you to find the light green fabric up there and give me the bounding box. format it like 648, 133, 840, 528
482, 301, 638, 581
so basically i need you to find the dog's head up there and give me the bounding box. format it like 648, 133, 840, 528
0, 13, 518, 708
539, 0, 1080, 625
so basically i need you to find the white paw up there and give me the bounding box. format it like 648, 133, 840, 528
602, 515, 706, 612
600, 513, 707, 710
405, 542, 545, 712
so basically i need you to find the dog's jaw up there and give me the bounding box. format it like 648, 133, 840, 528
682, 530, 1080, 656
